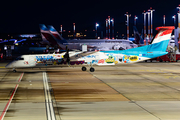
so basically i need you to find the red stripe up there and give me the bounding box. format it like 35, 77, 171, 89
0, 73, 23, 120
18, 73, 23, 82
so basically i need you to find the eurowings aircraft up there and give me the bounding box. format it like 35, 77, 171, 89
40, 24, 138, 51
72, 26, 174, 72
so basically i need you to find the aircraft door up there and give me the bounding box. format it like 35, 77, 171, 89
29, 56, 36, 67
13, 56, 24, 67
118, 52, 123, 63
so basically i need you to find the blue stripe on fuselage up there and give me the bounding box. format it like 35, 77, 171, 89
100, 40, 169, 59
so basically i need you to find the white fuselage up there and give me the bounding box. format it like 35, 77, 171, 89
5, 51, 83, 69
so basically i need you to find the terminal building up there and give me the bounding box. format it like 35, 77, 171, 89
0, 33, 45, 60
0, 31, 96, 60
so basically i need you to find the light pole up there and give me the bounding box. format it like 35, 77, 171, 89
134, 15, 138, 26
125, 12, 131, 40
142, 11, 146, 44
172, 15, 176, 27
163, 15, 165, 26
148, 7, 155, 40
95, 23, 99, 39
106, 19, 108, 39
111, 18, 114, 39
73, 23, 75, 39
60, 25, 62, 36
146, 11, 150, 42
108, 16, 111, 39
177, 5, 180, 46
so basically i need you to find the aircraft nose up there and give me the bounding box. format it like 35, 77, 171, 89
5, 62, 12, 68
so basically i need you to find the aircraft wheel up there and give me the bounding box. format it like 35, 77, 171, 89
82, 66, 86, 71
90, 67, 95, 72
13, 70, 16, 72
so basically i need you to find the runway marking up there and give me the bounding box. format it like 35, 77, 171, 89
0, 72, 24, 120
43, 72, 55, 120
0, 67, 5, 68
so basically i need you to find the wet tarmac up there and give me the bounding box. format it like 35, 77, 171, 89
0, 62, 180, 120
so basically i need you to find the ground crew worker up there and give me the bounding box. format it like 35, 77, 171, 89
174, 45, 177, 53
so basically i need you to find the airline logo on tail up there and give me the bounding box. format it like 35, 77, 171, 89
47, 25, 64, 41
39, 24, 66, 50
39, 24, 57, 45
133, 26, 144, 44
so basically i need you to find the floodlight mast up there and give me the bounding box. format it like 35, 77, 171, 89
106, 19, 108, 39
172, 15, 176, 27
148, 7, 155, 40
108, 16, 111, 39
125, 12, 131, 40
134, 15, 138, 26
177, 5, 180, 45
95, 23, 99, 39
142, 11, 146, 45
112, 18, 114, 39
73, 23, 75, 39
146, 11, 150, 43
163, 15, 165, 26
60, 25, 62, 36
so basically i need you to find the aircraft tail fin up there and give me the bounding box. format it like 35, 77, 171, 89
147, 26, 174, 52
133, 26, 144, 44
125, 26, 174, 52
39, 24, 66, 50
39, 24, 57, 44
47, 25, 64, 40
40, 33, 50, 44
47, 25, 67, 46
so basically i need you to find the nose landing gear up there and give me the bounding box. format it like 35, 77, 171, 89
13, 68, 16, 72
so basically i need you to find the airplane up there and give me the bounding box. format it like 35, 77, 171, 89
40, 24, 138, 51
6, 26, 174, 72
71, 26, 174, 72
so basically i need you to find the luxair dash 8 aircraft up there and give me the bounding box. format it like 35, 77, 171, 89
40, 24, 138, 51
6, 26, 174, 72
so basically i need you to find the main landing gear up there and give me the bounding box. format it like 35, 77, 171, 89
90, 67, 95, 72
81, 66, 95, 72
82, 66, 87, 71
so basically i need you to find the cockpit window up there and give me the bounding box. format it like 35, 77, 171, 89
15, 57, 24, 60
129, 42, 133, 44
19, 58, 24, 60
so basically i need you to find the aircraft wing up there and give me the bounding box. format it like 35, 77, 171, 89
70, 51, 97, 61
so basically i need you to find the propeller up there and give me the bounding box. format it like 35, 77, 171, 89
64, 45, 70, 65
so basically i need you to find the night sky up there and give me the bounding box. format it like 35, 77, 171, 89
0, 0, 179, 35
